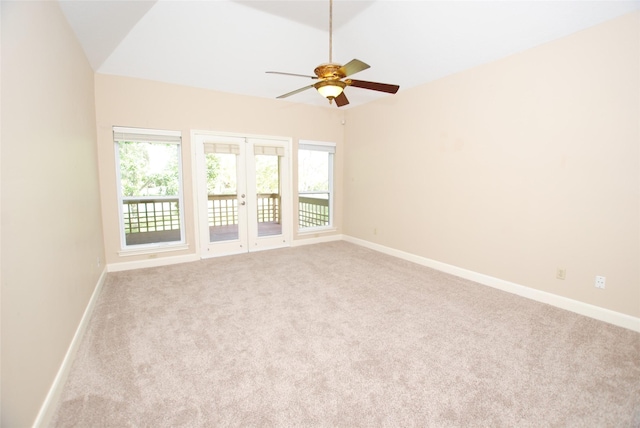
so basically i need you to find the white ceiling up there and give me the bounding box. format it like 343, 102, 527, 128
58, 0, 640, 109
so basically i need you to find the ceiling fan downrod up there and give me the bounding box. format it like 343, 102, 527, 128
329, 0, 333, 63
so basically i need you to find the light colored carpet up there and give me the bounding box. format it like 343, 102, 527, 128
51, 241, 640, 427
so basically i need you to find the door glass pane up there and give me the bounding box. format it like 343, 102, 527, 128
255, 154, 281, 237
206, 152, 239, 242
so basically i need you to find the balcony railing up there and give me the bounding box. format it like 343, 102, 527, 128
207, 193, 329, 228
123, 197, 180, 234
122, 196, 181, 245
122, 192, 329, 244
207, 193, 280, 226
207, 194, 238, 227
299, 192, 329, 228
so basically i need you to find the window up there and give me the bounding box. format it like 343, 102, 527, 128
298, 141, 335, 230
114, 127, 185, 249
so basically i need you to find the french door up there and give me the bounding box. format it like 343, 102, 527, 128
194, 132, 291, 257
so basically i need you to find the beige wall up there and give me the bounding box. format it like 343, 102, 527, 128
1, 4, 637, 425
95, 74, 345, 266
344, 11, 640, 318
1, 2, 105, 426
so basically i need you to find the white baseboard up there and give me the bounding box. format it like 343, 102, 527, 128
107, 253, 200, 272
343, 235, 640, 333
33, 267, 108, 427
292, 233, 344, 247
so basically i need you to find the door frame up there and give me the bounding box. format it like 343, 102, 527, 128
191, 130, 293, 258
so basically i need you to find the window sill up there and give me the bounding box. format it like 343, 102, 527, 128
297, 227, 337, 236
118, 243, 189, 257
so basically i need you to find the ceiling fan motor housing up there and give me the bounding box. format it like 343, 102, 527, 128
314, 63, 346, 80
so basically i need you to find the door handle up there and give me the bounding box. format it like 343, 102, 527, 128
239, 201, 246, 206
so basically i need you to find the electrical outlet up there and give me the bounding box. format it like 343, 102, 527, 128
96, 257, 101, 268
556, 268, 566, 280
595, 276, 606, 289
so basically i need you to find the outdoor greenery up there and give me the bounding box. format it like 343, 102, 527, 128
119, 141, 225, 197
119, 143, 327, 200
206, 153, 234, 195
298, 149, 329, 193
255, 155, 279, 194
207, 153, 280, 195
119, 143, 329, 237
118, 141, 180, 197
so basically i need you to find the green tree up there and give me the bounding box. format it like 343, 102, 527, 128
206, 155, 220, 193
255, 155, 279, 193
298, 150, 328, 192
206, 153, 235, 194
118, 141, 180, 196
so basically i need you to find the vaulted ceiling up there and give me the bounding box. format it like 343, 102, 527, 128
59, 0, 639, 108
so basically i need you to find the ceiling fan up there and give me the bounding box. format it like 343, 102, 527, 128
266, 0, 399, 107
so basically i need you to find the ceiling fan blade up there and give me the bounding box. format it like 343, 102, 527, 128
347, 79, 400, 94
335, 91, 349, 107
277, 84, 315, 99
266, 71, 318, 79
339, 59, 370, 77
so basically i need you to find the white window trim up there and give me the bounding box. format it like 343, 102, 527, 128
114, 126, 187, 253
298, 140, 336, 233
191, 130, 294, 256
298, 141, 336, 153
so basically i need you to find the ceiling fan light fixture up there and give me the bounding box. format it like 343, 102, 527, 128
315, 80, 346, 99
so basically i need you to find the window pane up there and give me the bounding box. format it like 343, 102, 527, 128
206, 153, 237, 195
119, 142, 179, 197
299, 150, 328, 192
298, 149, 331, 229
117, 140, 183, 246
256, 154, 282, 237
207, 152, 239, 242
